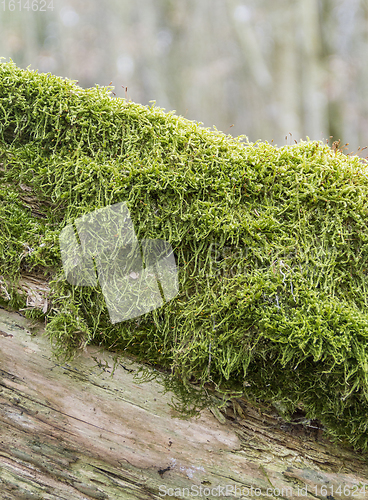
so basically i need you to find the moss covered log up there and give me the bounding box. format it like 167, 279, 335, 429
1, 59, 368, 452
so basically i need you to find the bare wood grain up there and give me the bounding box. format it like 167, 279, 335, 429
0, 305, 367, 499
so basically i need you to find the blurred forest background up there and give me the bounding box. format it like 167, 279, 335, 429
1, 0, 368, 153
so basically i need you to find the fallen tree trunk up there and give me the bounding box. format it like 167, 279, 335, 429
0, 305, 367, 500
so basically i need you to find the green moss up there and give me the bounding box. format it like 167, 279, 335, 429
2, 58, 368, 450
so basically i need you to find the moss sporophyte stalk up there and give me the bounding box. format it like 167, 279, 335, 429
2, 58, 368, 450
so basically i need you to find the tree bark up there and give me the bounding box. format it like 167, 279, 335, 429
0, 304, 368, 500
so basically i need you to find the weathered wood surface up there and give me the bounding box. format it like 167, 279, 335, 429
0, 305, 368, 500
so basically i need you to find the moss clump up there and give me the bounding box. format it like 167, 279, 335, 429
2, 59, 368, 450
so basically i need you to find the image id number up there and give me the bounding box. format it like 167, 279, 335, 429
1, 0, 54, 11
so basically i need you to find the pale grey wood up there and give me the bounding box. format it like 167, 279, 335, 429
0, 305, 368, 499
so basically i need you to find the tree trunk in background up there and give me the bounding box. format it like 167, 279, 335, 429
299, 0, 329, 142
271, 0, 301, 142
